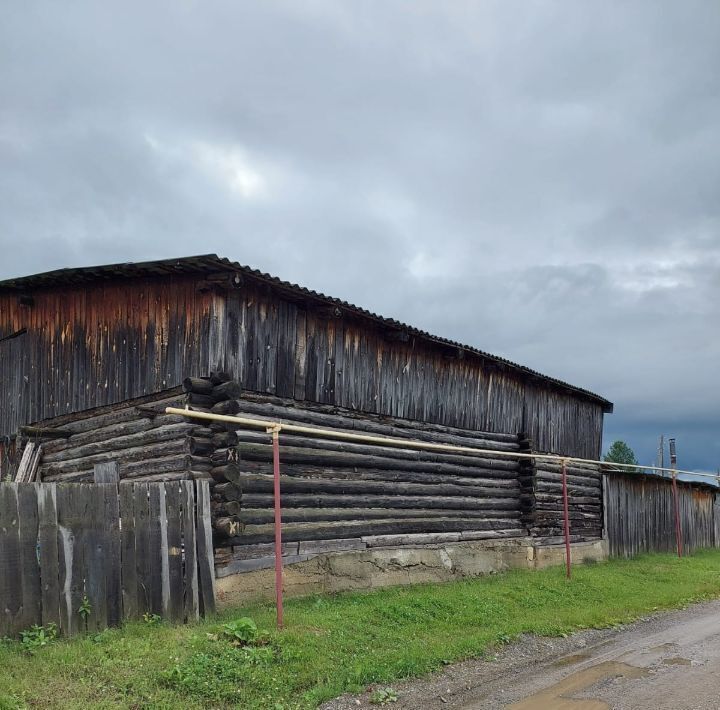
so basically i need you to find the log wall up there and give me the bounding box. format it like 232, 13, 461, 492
605, 473, 719, 557
528, 460, 604, 543
31, 390, 210, 484
204, 389, 530, 575
1, 271, 607, 460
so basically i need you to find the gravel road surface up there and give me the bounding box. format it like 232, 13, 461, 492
323, 599, 720, 710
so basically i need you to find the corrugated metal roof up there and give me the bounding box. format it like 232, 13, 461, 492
0, 254, 613, 410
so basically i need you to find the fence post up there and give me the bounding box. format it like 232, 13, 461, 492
562, 458, 571, 579
271, 427, 284, 629
671, 472, 683, 558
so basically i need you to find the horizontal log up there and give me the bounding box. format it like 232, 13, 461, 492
240, 472, 520, 500
226, 516, 524, 545
18, 426, 72, 439
242, 492, 522, 512
237, 442, 520, 478
212, 431, 239, 448
238, 507, 523, 525
210, 464, 241, 484
121, 454, 210, 478
212, 400, 241, 415
128, 471, 191, 482
41, 414, 190, 455
535, 494, 600, 505
238, 460, 519, 485
31, 391, 184, 435
182, 377, 214, 395
213, 482, 242, 500
41, 423, 193, 464
212, 500, 242, 516
186, 393, 216, 408
239, 392, 521, 444
212, 381, 243, 401
239, 464, 520, 493
234, 429, 521, 471
40, 439, 187, 477
531, 534, 602, 545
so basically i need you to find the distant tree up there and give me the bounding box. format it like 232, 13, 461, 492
603, 440, 639, 471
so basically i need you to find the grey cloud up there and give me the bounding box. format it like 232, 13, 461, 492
1, 1, 718, 469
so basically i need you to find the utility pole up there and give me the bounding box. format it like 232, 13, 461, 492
669, 438, 683, 558
657, 435, 665, 476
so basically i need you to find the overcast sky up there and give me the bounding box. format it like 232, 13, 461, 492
1, 2, 718, 470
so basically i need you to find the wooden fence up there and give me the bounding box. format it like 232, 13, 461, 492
605, 473, 720, 557
0, 481, 215, 638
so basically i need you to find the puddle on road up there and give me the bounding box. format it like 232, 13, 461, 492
662, 656, 691, 666
507, 661, 648, 710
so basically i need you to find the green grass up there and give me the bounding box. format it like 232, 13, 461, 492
2, 551, 720, 709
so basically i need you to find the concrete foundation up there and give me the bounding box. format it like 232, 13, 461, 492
215, 538, 608, 608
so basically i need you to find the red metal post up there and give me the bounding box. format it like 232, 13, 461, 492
562, 458, 571, 579
671, 472, 683, 558
272, 428, 284, 628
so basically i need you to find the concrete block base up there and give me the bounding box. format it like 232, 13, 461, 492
215, 538, 609, 608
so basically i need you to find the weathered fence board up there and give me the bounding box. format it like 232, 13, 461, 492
0, 481, 214, 638
606, 473, 718, 557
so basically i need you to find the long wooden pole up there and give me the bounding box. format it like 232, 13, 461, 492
562, 458, 571, 579
271, 427, 284, 628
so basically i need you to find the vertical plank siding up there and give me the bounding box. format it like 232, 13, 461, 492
0, 481, 214, 638
605, 474, 719, 557
1, 275, 606, 467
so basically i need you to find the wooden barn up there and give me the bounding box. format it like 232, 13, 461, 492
0, 255, 613, 583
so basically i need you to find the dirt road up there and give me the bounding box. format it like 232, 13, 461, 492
324, 599, 720, 710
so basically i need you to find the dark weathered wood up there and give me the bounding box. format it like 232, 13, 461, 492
164, 482, 184, 623
85, 485, 108, 631
183, 377, 214, 395
239, 506, 519, 525
19, 426, 72, 439
228, 516, 524, 546
55, 484, 83, 636
213, 481, 242, 500
17, 484, 42, 630
213, 516, 243, 538
0, 484, 23, 637
242, 492, 521, 512
37, 484, 61, 628
212, 380, 243, 401
211, 399, 241, 415
606, 473, 716, 557
186, 437, 213, 455
181, 481, 199, 622
147, 484, 165, 616
186, 393, 215, 409
240, 472, 519, 500
119, 483, 138, 620
103, 483, 122, 627
94, 461, 119, 483
210, 464, 241, 484
1, 481, 212, 634
195, 481, 216, 615
41, 424, 194, 464
133, 484, 151, 615
209, 371, 232, 385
